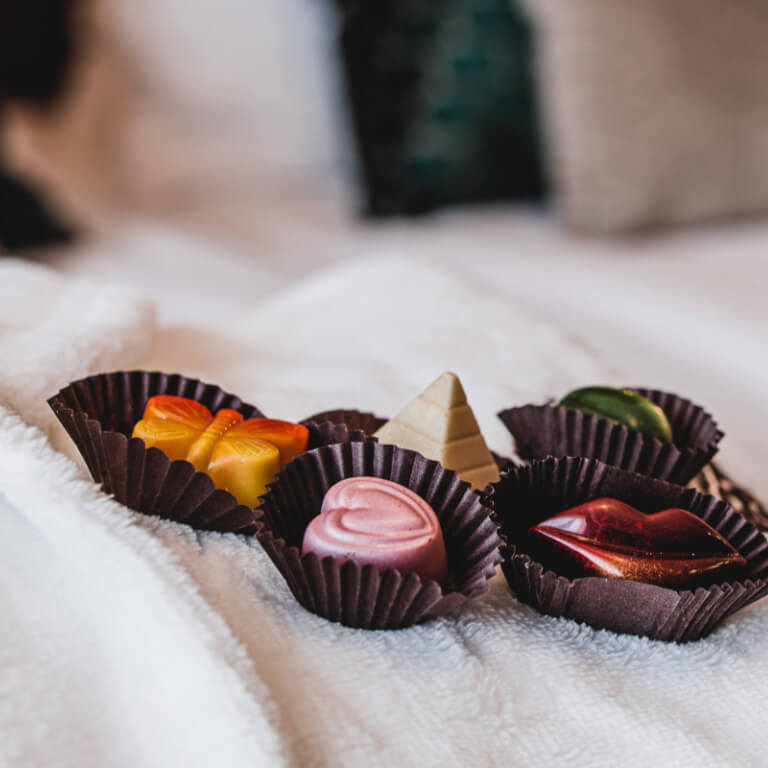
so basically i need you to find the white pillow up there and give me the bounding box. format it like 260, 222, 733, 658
524, 0, 768, 232
7, 0, 354, 220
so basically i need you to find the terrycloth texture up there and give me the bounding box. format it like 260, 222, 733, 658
140, 258, 616, 453
0, 258, 154, 432
524, 0, 768, 232
40, 208, 768, 498
0, 408, 285, 768
4, 257, 768, 766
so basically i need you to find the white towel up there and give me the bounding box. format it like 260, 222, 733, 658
0, 258, 155, 433
0, 260, 282, 767
0, 408, 284, 768
2, 257, 767, 767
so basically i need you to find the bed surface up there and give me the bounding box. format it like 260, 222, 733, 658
41, 205, 768, 499
3, 207, 768, 768
3, 2, 768, 759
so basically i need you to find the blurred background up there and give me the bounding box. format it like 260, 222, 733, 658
2, 0, 767, 492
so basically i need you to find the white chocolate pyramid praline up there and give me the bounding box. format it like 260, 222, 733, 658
301, 477, 448, 583
374, 372, 499, 490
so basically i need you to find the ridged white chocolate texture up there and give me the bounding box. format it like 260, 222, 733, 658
374, 372, 499, 490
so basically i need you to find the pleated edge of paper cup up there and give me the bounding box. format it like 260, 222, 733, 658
47, 370, 268, 534
497, 387, 723, 485
692, 462, 768, 533
300, 408, 386, 448
302, 407, 516, 487
301, 408, 387, 439
253, 441, 503, 629
488, 456, 768, 643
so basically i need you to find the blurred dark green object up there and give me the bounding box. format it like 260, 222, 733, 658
338, 0, 545, 215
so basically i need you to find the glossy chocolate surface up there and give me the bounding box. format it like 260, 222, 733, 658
132, 395, 308, 508
559, 386, 673, 443
527, 497, 747, 589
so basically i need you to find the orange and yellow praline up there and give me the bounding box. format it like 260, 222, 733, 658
132, 395, 308, 508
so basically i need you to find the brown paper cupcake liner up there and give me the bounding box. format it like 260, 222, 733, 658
490, 456, 768, 642
255, 441, 502, 629
498, 388, 723, 485
691, 462, 768, 533
302, 408, 387, 437
48, 371, 375, 533
303, 407, 515, 482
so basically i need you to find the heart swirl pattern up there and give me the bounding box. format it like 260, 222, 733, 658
302, 477, 449, 584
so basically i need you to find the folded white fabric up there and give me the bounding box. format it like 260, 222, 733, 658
4, 256, 768, 768
0, 407, 283, 768
144, 259, 768, 767
145, 257, 617, 452
0, 258, 155, 432
0, 261, 280, 767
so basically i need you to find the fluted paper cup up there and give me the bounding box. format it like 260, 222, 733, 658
49, 371, 375, 533
498, 388, 722, 484
490, 456, 768, 642
303, 408, 514, 487
255, 441, 502, 629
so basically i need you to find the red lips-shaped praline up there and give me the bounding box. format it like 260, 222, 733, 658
528, 498, 748, 589
302, 477, 449, 584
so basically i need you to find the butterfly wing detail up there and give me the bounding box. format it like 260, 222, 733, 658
131, 398, 307, 509
132, 417, 204, 462
132, 395, 213, 461
143, 395, 213, 430
226, 418, 309, 464
208, 435, 280, 508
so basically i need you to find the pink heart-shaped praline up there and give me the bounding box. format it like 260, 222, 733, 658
302, 476, 449, 584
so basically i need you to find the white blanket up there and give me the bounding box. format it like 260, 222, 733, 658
2, 257, 767, 767
0, 259, 154, 432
